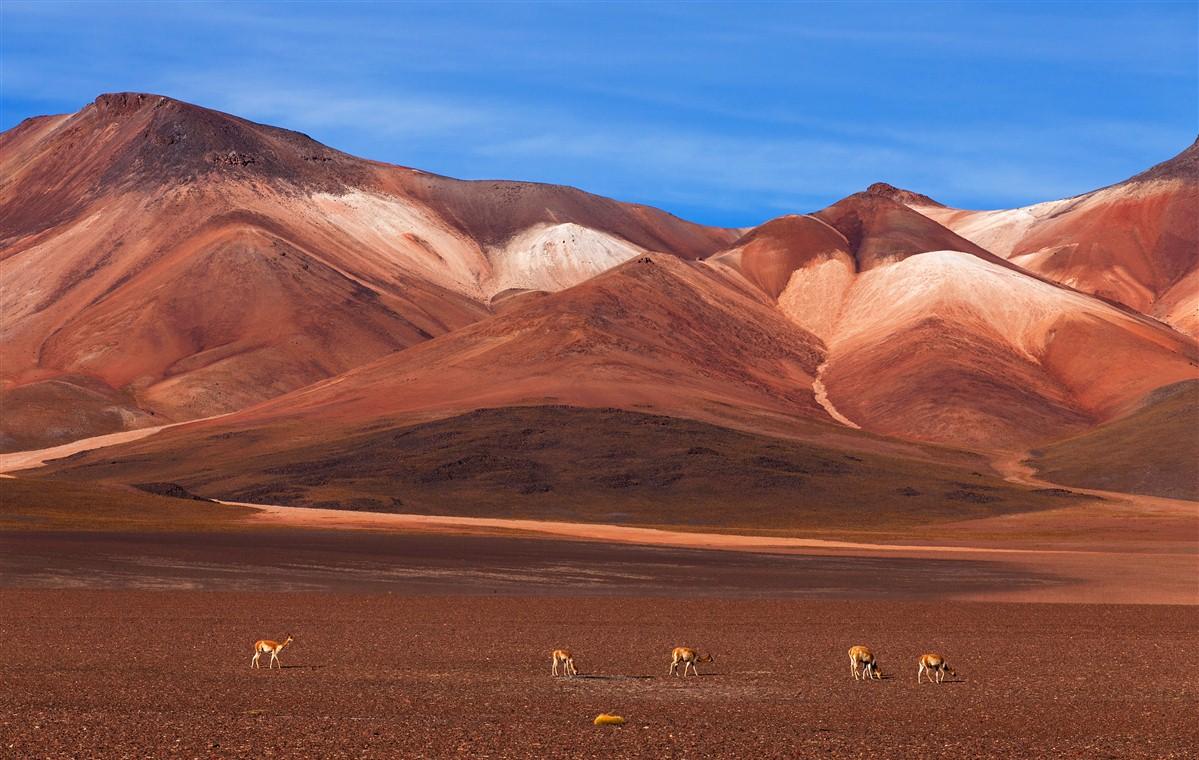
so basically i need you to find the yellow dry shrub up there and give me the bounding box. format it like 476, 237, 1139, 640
593, 713, 626, 726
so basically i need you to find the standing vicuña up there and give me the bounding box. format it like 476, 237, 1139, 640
917, 653, 956, 684
251, 634, 294, 669
669, 646, 714, 677
849, 645, 882, 680
551, 649, 577, 677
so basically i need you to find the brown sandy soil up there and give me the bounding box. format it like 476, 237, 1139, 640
1, 431, 1195, 756
0, 416, 210, 475
2, 473, 1193, 604
0, 477, 256, 532
0, 591, 1194, 759
214, 503, 1199, 605
4, 425, 1196, 604
0, 528, 1061, 597
812, 186, 999, 269
983, 449, 1198, 550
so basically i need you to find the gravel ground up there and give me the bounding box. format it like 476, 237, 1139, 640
0, 529, 1060, 598
1, 591, 1194, 759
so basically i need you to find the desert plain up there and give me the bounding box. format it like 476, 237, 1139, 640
1, 427, 1196, 758
2, 92, 1197, 758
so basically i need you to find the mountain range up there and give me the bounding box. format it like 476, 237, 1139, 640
3, 93, 1196, 519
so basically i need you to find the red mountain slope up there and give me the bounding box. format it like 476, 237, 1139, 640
196, 254, 830, 434
706, 194, 1199, 450
29, 255, 1085, 526
812, 188, 997, 269
0, 93, 736, 450
5, 91, 1195, 484
908, 139, 1199, 336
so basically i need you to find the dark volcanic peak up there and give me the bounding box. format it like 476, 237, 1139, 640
79, 91, 368, 190
0, 92, 374, 239
88, 91, 171, 117
813, 190, 994, 269
863, 182, 945, 207
1127, 136, 1199, 184
1, 92, 739, 258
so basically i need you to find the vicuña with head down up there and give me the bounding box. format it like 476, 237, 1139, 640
849, 645, 882, 680
551, 648, 577, 678
917, 652, 956, 684
669, 646, 714, 677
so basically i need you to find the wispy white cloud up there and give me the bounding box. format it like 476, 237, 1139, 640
171, 82, 499, 140
2, 0, 1193, 225
468, 112, 1185, 216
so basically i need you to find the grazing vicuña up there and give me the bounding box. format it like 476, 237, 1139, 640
670, 646, 714, 677
917, 652, 956, 684
551, 648, 577, 678
849, 645, 882, 681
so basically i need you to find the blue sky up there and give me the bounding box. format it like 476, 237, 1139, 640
2, 1, 1195, 227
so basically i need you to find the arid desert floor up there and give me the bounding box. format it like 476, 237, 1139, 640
1, 591, 1195, 759
1, 398, 1196, 759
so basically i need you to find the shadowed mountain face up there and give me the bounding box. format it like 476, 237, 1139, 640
31, 405, 1088, 531
1029, 380, 1199, 500
4, 93, 1197, 511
